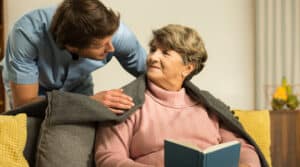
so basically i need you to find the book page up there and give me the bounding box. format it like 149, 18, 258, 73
165, 139, 203, 152
165, 139, 240, 154
203, 140, 240, 153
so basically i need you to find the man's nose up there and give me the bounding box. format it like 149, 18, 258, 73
106, 41, 115, 52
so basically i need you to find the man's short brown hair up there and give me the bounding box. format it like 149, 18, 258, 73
50, 0, 120, 49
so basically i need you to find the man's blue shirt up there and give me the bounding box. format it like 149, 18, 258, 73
2, 6, 147, 98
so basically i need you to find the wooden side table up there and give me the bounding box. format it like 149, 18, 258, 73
270, 110, 300, 167
0, 0, 5, 113
0, 66, 4, 112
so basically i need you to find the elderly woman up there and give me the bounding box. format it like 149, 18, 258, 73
94, 24, 262, 167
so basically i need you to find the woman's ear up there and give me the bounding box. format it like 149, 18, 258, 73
182, 63, 195, 78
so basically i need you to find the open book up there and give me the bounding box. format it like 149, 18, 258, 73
164, 139, 241, 167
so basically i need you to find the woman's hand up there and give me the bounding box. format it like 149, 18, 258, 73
91, 89, 134, 114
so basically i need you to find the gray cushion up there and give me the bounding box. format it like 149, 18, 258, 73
35, 122, 96, 167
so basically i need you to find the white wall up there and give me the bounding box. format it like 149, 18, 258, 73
5, 0, 255, 109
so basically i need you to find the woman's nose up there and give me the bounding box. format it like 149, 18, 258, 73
148, 50, 161, 59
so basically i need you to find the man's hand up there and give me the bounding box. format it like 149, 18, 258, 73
90, 89, 135, 114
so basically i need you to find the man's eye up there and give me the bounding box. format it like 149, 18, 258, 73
150, 47, 156, 53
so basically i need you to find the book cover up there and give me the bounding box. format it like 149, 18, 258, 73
165, 139, 241, 167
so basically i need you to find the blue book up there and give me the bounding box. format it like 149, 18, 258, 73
165, 139, 241, 167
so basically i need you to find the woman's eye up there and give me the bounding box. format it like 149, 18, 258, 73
162, 50, 169, 55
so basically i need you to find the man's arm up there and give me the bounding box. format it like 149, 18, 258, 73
4, 16, 41, 108
112, 23, 147, 77
11, 81, 134, 113
10, 81, 44, 108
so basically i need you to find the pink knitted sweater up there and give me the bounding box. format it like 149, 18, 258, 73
95, 81, 261, 167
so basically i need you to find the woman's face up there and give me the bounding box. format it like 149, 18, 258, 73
146, 46, 193, 91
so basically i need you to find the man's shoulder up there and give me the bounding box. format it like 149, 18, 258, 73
13, 6, 57, 31
111, 22, 145, 55
23, 6, 57, 19
113, 22, 142, 43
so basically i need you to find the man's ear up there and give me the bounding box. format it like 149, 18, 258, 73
182, 63, 195, 77
65, 45, 78, 53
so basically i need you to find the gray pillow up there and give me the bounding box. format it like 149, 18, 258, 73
35, 122, 96, 167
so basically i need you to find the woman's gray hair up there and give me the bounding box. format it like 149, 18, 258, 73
149, 24, 208, 80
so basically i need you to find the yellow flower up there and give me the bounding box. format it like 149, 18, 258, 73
273, 86, 288, 101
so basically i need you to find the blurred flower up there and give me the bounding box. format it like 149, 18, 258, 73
272, 86, 287, 101
271, 77, 299, 110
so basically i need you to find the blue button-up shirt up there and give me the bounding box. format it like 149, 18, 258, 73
2, 6, 147, 100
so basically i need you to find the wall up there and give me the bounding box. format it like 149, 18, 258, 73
255, 0, 300, 109
4, 0, 255, 109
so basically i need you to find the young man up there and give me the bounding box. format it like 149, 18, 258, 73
2, 0, 146, 112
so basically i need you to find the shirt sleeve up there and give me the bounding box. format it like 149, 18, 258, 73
219, 123, 261, 167
94, 110, 154, 167
112, 22, 147, 77
4, 18, 39, 84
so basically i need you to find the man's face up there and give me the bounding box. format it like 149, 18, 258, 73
66, 35, 115, 60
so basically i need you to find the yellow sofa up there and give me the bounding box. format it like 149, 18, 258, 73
0, 110, 271, 167
234, 110, 271, 167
